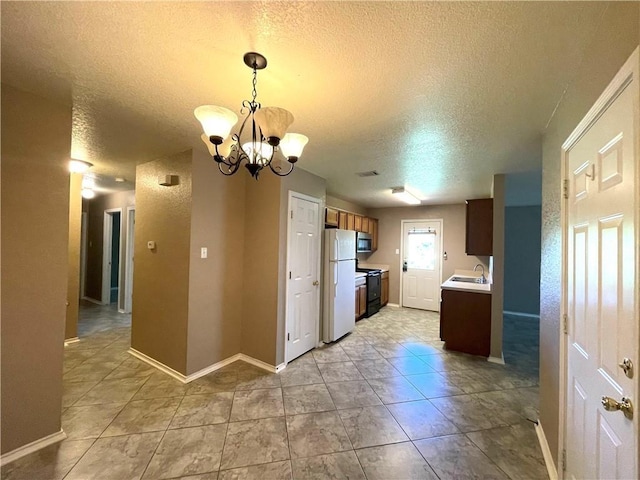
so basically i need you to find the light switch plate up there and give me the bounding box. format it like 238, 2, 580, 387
147, 241, 156, 250
201, 247, 208, 259
395, 249, 400, 254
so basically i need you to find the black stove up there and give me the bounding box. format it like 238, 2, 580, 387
356, 268, 382, 317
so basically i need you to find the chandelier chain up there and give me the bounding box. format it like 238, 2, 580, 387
251, 66, 258, 105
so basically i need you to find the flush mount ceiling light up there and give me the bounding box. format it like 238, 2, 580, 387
195, 52, 309, 180
391, 187, 421, 205
68, 159, 93, 173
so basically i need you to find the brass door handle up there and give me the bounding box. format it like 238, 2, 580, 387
601, 396, 633, 419
313, 280, 319, 286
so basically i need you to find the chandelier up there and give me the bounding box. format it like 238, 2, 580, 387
195, 52, 308, 180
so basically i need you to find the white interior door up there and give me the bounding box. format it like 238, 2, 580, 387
401, 220, 442, 311
564, 49, 638, 480
286, 193, 321, 362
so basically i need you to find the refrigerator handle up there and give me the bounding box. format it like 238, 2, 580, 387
334, 262, 338, 297
334, 238, 339, 261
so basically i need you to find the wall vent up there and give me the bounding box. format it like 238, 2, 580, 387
356, 170, 379, 177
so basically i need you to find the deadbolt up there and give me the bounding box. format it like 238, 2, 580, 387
618, 358, 634, 378
313, 280, 319, 286
601, 396, 634, 419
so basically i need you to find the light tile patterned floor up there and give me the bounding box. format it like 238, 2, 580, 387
2, 303, 547, 480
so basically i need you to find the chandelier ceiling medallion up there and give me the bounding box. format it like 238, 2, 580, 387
195, 52, 308, 180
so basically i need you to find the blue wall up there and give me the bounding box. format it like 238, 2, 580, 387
504, 206, 541, 315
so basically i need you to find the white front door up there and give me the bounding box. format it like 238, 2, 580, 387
401, 220, 442, 312
286, 193, 321, 362
564, 49, 638, 480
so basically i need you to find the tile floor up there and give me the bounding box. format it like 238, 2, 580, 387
2, 303, 547, 480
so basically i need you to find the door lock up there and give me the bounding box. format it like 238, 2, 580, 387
618, 358, 634, 378
601, 396, 634, 419
313, 280, 319, 286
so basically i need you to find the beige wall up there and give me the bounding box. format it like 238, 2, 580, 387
490, 175, 505, 361
186, 150, 245, 374
132, 151, 192, 374
66, 174, 82, 339
366, 203, 489, 305
276, 168, 327, 364
1, 85, 72, 454
241, 173, 281, 365
540, 3, 639, 467
326, 194, 368, 216
85, 190, 135, 305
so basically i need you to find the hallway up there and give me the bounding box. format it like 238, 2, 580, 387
2, 305, 546, 479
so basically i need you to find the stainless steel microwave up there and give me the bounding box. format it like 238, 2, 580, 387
356, 232, 372, 253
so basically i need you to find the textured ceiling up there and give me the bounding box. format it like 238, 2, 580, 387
1, 2, 609, 206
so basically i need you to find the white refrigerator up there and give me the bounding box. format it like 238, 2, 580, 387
323, 229, 356, 342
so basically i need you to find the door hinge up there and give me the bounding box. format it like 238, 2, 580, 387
289, 271, 292, 279
287, 333, 290, 341
563, 179, 569, 199
562, 448, 567, 471
563, 313, 569, 335
290, 210, 293, 219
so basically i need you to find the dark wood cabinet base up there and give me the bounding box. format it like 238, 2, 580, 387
440, 288, 491, 357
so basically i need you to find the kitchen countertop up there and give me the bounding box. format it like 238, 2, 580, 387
441, 269, 492, 295
355, 272, 367, 279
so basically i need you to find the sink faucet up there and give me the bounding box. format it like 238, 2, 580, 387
474, 264, 486, 284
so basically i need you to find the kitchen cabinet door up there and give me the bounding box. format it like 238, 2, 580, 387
381, 271, 389, 306
366, 218, 375, 235
361, 217, 369, 233
325, 207, 339, 227
358, 285, 367, 317
440, 289, 491, 356
347, 213, 355, 231
354, 215, 363, 232
338, 211, 348, 230
355, 286, 360, 320
465, 199, 493, 255
372, 219, 378, 251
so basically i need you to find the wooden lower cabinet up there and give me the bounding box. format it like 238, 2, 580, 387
440, 288, 491, 356
381, 271, 389, 306
355, 282, 367, 320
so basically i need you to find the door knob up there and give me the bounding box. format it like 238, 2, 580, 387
313, 280, 319, 286
601, 396, 634, 419
618, 358, 634, 378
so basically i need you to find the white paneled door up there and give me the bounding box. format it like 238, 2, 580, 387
564, 49, 638, 480
401, 220, 442, 311
286, 193, 321, 363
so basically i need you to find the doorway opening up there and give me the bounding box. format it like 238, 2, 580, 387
102, 208, 123, 308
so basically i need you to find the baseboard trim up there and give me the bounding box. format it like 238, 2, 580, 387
488, 354, 505, 365
386, 303, 400, 308
128, 349, 280, 383
64, 337, 80, 346
0, 430, 66, 466
535, 420, 558, 480
503, 310, 540, 320
81, 296, 102, 306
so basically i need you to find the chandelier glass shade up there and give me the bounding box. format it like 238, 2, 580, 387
195, 52, 308, 179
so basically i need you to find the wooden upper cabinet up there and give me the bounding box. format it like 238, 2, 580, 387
347, 213, 355, 231
465, 199, 493, 255
354, 215, 363, 232
361, 217, 369, 233
366, 218, 375, 235
325, 207, 339, 227
371, 219, 378, 251
338, 211, 348, 230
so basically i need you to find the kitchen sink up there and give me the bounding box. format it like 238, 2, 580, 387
451, 276, 485, 284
